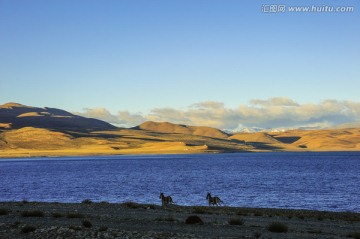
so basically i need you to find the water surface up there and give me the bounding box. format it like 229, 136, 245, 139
0, 152, 359, 212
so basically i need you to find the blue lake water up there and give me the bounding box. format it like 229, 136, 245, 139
0, 152, 359, 212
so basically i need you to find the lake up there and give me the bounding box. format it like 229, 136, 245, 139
0, 152, 359, 212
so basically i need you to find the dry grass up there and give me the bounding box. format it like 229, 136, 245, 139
267, 222, 288, 233
1, 124, 360, 158
228, 217, 244, 225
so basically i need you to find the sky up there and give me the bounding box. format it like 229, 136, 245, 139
1, 0, 359, 130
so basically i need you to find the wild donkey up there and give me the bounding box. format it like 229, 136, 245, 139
159, 193, 173, 206
206, 192, 223, 206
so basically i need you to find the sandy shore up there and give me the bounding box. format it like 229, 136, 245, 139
0, 201, 359, 239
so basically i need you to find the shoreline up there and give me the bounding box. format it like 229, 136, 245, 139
1, 149, 360, 159
1, 201, 359, 238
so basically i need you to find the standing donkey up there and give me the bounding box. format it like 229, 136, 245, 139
159, 193, 173, 206
206, 192, 223, 206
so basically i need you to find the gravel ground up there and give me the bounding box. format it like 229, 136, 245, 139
0, 201, 359, 239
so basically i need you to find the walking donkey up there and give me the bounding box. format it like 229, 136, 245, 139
159, 193, 173, 206
206, 192, 223, 206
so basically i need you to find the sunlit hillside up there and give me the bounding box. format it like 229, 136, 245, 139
1, 103, 359, 158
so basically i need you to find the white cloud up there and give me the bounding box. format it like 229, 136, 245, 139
75, 108, 145, 127
75, 98, 360, 130
250, 97, 299, 107
75, 108, 121, 124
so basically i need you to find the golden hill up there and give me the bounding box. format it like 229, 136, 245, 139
271, 128, 360, 150
0, 126, 252, 157
0, 102, 360, 158
137, 121, 229, 138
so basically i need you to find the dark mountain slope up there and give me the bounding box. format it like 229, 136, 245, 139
0, 102, 116, 131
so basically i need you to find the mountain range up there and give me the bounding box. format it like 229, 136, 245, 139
1, 102, 359, 158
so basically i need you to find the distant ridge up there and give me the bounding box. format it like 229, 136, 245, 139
0, 102, 116, 131
136, 121, 229, 138
331, 122, 360, 129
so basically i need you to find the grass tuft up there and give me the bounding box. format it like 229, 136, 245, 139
228, 217, 244, 226
21, 210, 44, 217
21, 225, 36, 233
67, 212, 85, 218
347, 232, 360, 239
185, 215, 203, 225
0, 208, 9, 215
51, 212, 63, 218
267, 222, 288, 233
82, 219, 93, 228
99, 226, 108, 232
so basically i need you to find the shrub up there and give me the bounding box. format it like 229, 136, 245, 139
185, 215, 203, 225
0, 208, 8, 215
21, 210, 44, 217
21, 225, 36, 233
82, 219, 93, 228
67, 212, 85, 218
228, 217, 244, 226
82, 199, 93, 204
267, 222, 288, 233
51, 212, 63, 218
22, 199, 29, 204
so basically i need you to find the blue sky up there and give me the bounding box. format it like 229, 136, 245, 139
1, 0, 359, 129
